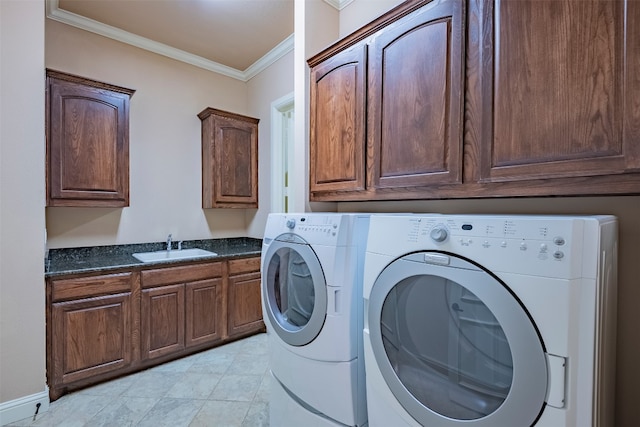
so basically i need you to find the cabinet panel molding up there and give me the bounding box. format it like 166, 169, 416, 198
229, 257, 261, 275
51, 272, 133, 302
51, 292, 132, 387
141, 262, 222, 288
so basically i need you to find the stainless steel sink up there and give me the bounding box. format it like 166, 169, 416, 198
132, 248, 217, 263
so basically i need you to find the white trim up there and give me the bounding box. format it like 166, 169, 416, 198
323, 0, 355, 11
245, 34, 295, 81
270, 92, 295, 213
0, 387, 50, 426
45, 0, 294, 82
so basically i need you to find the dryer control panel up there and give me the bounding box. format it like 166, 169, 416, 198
367, 215, 613, 280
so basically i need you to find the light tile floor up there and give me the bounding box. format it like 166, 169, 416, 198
10, 333, 270, 427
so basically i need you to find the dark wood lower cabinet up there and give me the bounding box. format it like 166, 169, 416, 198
51, 293, 132, 386
46, 256, 263, 401
141, 284, 185, 360
228, 272, 262, 337
47, 273, 134, 401
186, 278, 225, 347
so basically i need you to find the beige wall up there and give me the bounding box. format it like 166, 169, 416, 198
45, 20, 253, 248
0, 0, 47, 408
338, 0, 403, 37
246, 50, 294, 237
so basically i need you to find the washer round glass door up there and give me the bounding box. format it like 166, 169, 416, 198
262, 234, 327, 346
368, 252, 548, 426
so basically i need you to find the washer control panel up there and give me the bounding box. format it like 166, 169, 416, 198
289, 216, 339, 235
272, 214, 345, 245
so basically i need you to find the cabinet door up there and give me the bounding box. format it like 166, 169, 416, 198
309, 45, 367, 194
185, 278, 225, 347
141, 284, 185, 360
468, 0, 640, 184
200, 108, 259, 208
46, 70, 134, 207
368, 0, 465, 189
51, 293, 132, 387
228, 257, 264, 337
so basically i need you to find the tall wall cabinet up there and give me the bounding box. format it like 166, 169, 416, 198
308, 0, 640, 201
46, 70, 135, 207
199, 108, 259, 208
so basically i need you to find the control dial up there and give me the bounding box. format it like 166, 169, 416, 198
286, 218, 296, 229
430, 225, 449, 243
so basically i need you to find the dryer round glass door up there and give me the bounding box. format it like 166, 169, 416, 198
368, 252, 548, 427
262, 237, 328, 346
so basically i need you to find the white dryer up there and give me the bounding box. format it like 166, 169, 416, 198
261, 213, 370, 427
363, 214, 617, 427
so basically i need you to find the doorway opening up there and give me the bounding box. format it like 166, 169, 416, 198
271, 93, 294, 213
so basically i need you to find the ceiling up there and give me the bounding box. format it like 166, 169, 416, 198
47, 0, 296, 81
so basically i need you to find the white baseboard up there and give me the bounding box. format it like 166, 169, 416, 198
0, 387, 49, 426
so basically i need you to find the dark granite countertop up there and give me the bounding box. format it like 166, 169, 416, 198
46, 237, 263, 277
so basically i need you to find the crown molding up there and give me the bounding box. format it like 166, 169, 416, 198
45, 0, 293, 82
323, 0, 355, 11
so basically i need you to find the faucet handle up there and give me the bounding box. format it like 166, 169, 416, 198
178, 241, 183, 251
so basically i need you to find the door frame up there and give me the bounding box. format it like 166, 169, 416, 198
270, 92, 294, 213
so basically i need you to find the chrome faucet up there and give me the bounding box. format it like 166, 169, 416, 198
167, 234, 172, 252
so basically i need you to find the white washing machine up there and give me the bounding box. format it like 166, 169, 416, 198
261, 213, 370, 426
363, 214, 617, 427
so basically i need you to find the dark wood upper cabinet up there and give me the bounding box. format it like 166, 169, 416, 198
199, 108, 259, 208
466, 0, 640, 186
46, 69, 135, 207
310, 45, 367, 194
309, 0, 640, 201
308, 0, 465, 201
368, 0, 464, 189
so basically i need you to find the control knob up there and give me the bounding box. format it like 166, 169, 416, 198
430, 226, 448, 243
286, 219, 296, 229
